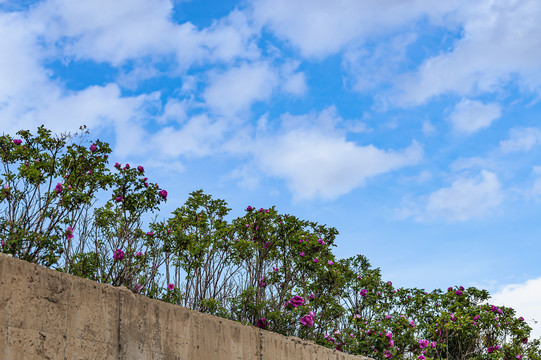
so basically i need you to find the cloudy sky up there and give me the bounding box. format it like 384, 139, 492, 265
1, 0, 540, 337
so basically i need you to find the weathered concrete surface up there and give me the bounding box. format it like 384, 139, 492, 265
0, 252, 366, 359
0, 252, 119, 360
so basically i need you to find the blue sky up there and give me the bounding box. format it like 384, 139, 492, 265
1, 0, 540, 337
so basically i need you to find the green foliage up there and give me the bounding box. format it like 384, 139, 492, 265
1, 126, 540, 360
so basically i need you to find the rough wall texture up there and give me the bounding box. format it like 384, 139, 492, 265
0, 253, 368, 360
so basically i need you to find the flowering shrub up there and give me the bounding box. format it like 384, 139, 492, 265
1, 126, 540, 360
0, 126, 111, 267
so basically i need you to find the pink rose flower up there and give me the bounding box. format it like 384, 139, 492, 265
113, 249, 125, 261
159, 189, 168, 200
300, 311, 315, 328
54, 183, 63, 194
256, 318, 269, 329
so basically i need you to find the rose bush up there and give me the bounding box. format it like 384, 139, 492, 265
1, 126, 539, 360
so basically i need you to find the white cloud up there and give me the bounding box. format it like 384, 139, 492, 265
448, 99, 501, 134
398, 170, 504, 221
397, 0, 541, 104
200, 9, 260, 64
252, 107, 423, 200
32, 0, 258, 71
0, 10, 53, 125
450, 156, 496, 172
425, 170, 503, 221
203, 62, 278, 117
342, 32, 418, 93
500, 127, 541, 153
252, 0, 457, 58
281, 71, 306, 96
490, 277, 541, 340
228, 165, 261, 190
277, 60, 308, 96
0, 1, 258, 166
149, 114, 230, 158
422, 120, 436, 136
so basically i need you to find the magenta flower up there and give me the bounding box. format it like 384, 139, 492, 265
89, 144, 97, 152
124, 164, 130, 169
134, 284, 142, 293
246, 206, 253, 211
313, 258, 319, 263
360, 289, 368, 297
430, 342, 436, 348
456, 290, 463, 296
519, 317, 524, 321
299, 251, 305, 257
300, 311, 315, 328
287, 295, 304, 308
389, 339, 394, 348
144, 182, 149, 187
410, 320, 415, 327
146, 231, 154, 236
54, 183, 63, 194
113, 249, 125, 261
159, 189, 168, 200
114, 162, 121, 168
256, 318, 269, 329
13, 139, 22, 145
135, 252, 143, 257
386, 332, 393, 339
308, 293, 315, 301
115, 196, 123, 202
474, 315, 480, 320
1, 239, 5, 247
318, 238, 325, 245
385, 351, 392, 358
167, 283, 175, 290
417, 356, 425, 360
447, 286, 453, 291
387, 281, 392, 286
65, 226, 74, 240
516, 355, 523, 359
137, 165, 144, 172
258, 208, 264, 212
418, 339, 429, 349
328, 260, 334, 265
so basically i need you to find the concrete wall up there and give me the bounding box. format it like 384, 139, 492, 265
0, 253, 368, 360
